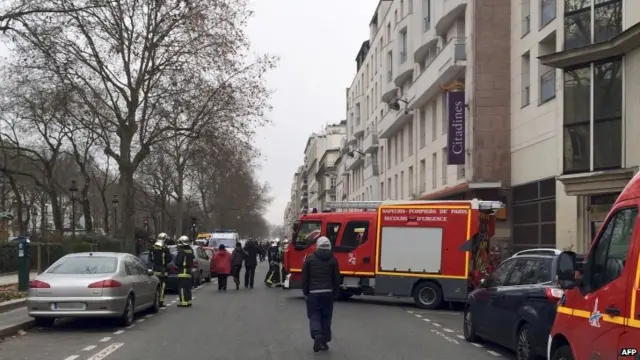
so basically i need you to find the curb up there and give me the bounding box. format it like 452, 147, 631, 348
0, 319, 35, 339
0, 299, 26, 314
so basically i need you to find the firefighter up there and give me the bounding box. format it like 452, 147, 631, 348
173, 235, 195, 307
148, 232, 172, 307
265, 239, 282, 287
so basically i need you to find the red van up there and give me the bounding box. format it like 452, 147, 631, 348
549, 173, 640, 360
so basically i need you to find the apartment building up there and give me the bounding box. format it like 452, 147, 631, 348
512, 0, 639, 253
301, 122, 347, 211
340, 0, 512, 242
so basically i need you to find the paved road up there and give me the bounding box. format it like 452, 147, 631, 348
0, 263, 514, 360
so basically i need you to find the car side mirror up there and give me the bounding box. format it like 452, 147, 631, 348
556, 251, 577, 282
147, 269, 154, 276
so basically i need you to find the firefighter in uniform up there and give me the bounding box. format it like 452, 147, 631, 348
148, 232, 172, 307
174, 235, 195, 307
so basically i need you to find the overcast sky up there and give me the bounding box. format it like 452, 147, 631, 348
247, 0, 379, 225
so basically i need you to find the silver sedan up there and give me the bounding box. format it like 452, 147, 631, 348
27, 252, 161, 327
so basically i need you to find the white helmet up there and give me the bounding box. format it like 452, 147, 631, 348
271, 239, 279, 246
177, 235, 189, 246
157, 232, 168, 241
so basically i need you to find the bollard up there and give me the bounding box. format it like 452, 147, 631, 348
17, 237, 31, 291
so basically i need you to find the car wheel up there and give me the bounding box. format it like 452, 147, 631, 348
413, 282, 443, 310
118, 295, 135, 327
463, 306, 480, 342
516, 324, 536, 360
551, 345, 574, 360
148, 287, 160, 314
33, 317, 55, 327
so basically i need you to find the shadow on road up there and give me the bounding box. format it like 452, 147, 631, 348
284, 293, 464, 312
30, 314, 148, 333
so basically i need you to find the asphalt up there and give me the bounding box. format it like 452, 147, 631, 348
0, 263, 515, 360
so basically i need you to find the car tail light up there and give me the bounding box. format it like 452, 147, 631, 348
545, 288, 563, 302
88, 280, 122, 288
28, 280, 50, 288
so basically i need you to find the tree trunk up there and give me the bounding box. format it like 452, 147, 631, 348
100, 191, 110, 234
118, 169, 136, 253
7, 176, 25, 236
81, 177, 93, 232
49, 192, 63, 237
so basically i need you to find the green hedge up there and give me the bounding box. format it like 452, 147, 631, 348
0, 234, 129, 274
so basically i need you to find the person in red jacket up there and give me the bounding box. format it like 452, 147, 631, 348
212, 244, 232, 291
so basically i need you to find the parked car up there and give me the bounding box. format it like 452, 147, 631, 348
27, 252, 161, 327
201, 247, 217, 276
139, 244, 211, 290
463, 248, 584, 360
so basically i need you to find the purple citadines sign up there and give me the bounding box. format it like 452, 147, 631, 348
447, 91, 466, 165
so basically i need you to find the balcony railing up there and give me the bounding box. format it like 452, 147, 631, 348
540, 68, 556, 103
540, 0, 556, 29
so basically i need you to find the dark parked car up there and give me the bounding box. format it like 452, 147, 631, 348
463, 248, 584, 360
139, 245, 211, 291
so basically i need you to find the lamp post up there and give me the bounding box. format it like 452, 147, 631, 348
69, 180, 78, 241
191, 217, 196, 243
112, 194, 119, 237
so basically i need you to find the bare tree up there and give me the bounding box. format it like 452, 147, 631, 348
11, 0, 276, 241
89, 156, 118, 234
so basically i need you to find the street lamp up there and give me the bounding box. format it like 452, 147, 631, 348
69, 180, 78, 241
112, 194, 119, 237
191, 217, 196, 242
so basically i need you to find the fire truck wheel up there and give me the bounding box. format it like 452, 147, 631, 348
412, 281, 443, 310
551, 345, 574, 360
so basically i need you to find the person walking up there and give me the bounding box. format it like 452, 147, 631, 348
230, 242, 246, 290
243, 240, 262, 289
301, 236, 340, 352
212, 244, 231, 291
174, 236, 195, 307
148, 232, 172, 307
265, 240, 282, 287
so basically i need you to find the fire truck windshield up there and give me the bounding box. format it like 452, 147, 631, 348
292, 221, 321, 249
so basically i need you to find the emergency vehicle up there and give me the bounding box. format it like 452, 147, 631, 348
549, 172, 640, 360
283, 199, 503, 309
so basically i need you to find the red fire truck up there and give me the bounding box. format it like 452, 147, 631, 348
283, 199, 503, 309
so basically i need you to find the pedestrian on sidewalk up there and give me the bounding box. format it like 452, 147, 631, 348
230, 242, 246, 290
243, 239, 262, 289
301, 236, 340, 352
212, 244, 231, 291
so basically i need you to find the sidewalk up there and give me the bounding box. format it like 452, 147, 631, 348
0, 271, 39, 286
0, 307, 34, 338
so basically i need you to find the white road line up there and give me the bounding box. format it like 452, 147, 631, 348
166, 303, 173, 307
126, 325, 135, 329
160, 307, 166, 310
422, 318, 431, 322
87, 343, 124, 360
487, 350, 502, 356
472, 343, 483, 348
136, 319, 145, 323
83, 345, 97, 351
113, 330, 125, 335
414, 314, 422, 318
443, 328, 454, 332
144, 314, 153, 318
433, 323, 441, 327
407, 311, 414, 314
456, 335, 465, 340
99, 337, 111, 342
64, 355, 79, 360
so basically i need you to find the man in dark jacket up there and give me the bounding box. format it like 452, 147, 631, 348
230, 242, 246, 290
301, 236, 340, 352
243, 240, 263, 288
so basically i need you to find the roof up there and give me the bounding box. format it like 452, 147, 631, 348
616, 170, 640, 203
66, 252, 127, 258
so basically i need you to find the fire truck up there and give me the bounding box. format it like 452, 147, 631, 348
283, 199, 503, 309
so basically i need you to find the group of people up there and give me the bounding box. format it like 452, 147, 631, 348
148, 231, 341, 354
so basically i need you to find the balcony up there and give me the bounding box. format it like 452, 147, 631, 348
363, 160, 380, 180
409, 37, 467, 110
413, 28, 438, 64
378, 107, 413, 139
394, 49, 413, 86
363, 124, 379, 153
354, 117, 365, 137
435, 0, 467, 37
345, 150, 365, 171
382, 72, 397, 103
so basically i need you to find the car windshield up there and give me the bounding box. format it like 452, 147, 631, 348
293, 221, 322, 248
47, 256, 118, 274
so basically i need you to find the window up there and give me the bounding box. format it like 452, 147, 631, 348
419, 159, 426, 192
380, 146, 385, 170
408, 122, 414, 155
505, 259, 528, 286
326, 223, 341, 247
521, 52, 530, 107
419, 107, 426, 148
380, 182, 385, 199
431, 152, 437, 188
521, 0, 530, 37
540, 68, 556, 103
400, 171, 405, 199
293, 221, 321, 249
564, 0, 622, 50
400, 29, 408, 63
422, 0, 431, 31
338, 221, 370, 251
431, 102, 437, 140
386, 23, 391, 40
584, 207, 637, 292
441, 147, 448, 185
408, 166, 414, 196
48, 256, 118, 274
387, 143, 392, 170
512, 178, 557, 252
441, 93, 448, 134
400, 130, 405, 161
489, 259, 516, 287
563, 58, 622, 174
388, 177, 392, 198
394, 174, 398, 199
540, 0, 556, 28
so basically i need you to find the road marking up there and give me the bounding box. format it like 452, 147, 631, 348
166, 303, 173, 307
472, 343, 483, 348
456, 334, 465, 340
422, 318, 431, 322
192, 296, 196, 300
487, 350, 501, 356
145, 314, 153, 318
83, 345, 97, 351
87, 343, 124, 360
136, 319, 145, 323
160, 307, 166, 310
126, 325, 135, 329
99, 337, 111, 342
414, 314, 422, 318
113, 330, 125, 335
64, 355, 79, 360
443, 328, 454, 332
407, 311, 414, 314
433, 323, 441, 327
